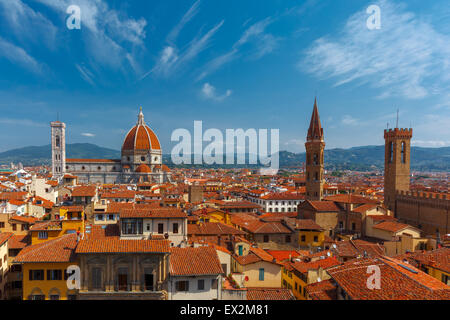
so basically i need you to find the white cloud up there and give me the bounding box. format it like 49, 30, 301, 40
150, 20, 224, 78
0, 37, 43, 74
284, 139, 304, 146
197, 17, 279, 80
166, 0, 201, 44
301, 0, 450, 100
341, 115, 360, 125
0, 118, 46, 127
75, 64, 95, 86
81, 133, 95, 137
411, 140, 450, 147
0, 0, 57, 49
201, 83, 232, 101
36, 0, 147, 71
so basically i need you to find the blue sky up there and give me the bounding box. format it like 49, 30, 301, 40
0, 0, 449, 153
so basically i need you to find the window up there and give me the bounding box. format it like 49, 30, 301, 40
107, 214, 114, 221
31, 295, 45, 300
338, 221, 344, 229
121, 218, 143, 235
238, 245, 243, 256
12, 224, 16, 231
158, 223, 164, 234
301, 235, 306, 242
389, 142, 394, 163
96, 214, 104, 221
176, 281, 189, 292
29, 270, 44, 281
3, 254, 6, 263
351, 223, 356, 231
47, 269, 62, 280
91, 267, 102, 290
146, 224, 151, 231
55, 135, 60, 147
401, 141, 406, 163
313, 153, 318, 165
67, 295, 77, 300
173, 223, 179, 234
211, 279, 218, 289
197, 279, 205, 290
263, 235, 269, 243
11, 264, 22, 272
285, 235, 291, 243
259, 268, 265, 281
314, 236, 318, 242
442, 274, 450, 286
38, 232, 48, 240
50, 295, 60, 300
0, 222, 4, 228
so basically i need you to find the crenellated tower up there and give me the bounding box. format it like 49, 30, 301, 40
384, 127, 413, 212
305, 98, 325, 200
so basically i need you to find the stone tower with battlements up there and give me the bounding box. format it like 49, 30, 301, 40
384, 127, 413, 212
305, 98, 325, 201
51, 121, 66, 180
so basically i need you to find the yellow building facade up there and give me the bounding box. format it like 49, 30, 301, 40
22, 262, 78, 300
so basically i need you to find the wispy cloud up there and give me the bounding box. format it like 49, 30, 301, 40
301, 0, 450, 100
341, 115, 359, 126
36, 0, 147, 72
0, 0, 57, 49
75, 64, 95, 86
81, 132, 95, 137
0, 37, 43, 74
0, 118, 46, 127
148, 20, 225, 79
166, 0, 201, 44
201, 83, 232, 101
197, 17, 279, 81
411, 140, 450, 147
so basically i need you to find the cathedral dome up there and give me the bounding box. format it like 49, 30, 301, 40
122, 108, 161, 151
135, 164, 152, 173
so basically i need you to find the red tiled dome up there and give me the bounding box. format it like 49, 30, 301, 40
122, 109, 161, 151
135, 164, 152, 173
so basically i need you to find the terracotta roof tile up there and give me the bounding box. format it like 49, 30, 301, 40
76, 239, 170, 253
15, 234, 77, 263
247, 287, 295, 300
169, 246, 223, 276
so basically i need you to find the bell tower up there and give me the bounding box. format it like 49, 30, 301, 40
384, 127, 412, 211
305, 98, 325, 200
51, 121, 66, 180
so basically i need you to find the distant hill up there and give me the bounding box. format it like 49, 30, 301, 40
0, 143, 448, 171
278, 146, 450, 171
0, 143, 120, 166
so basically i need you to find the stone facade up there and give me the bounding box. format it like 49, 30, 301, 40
51, 121, 66, 180
54, 109, 171, 184
78, 253, 169, 300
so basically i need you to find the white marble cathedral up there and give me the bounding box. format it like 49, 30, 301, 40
51, 108, 171, 184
